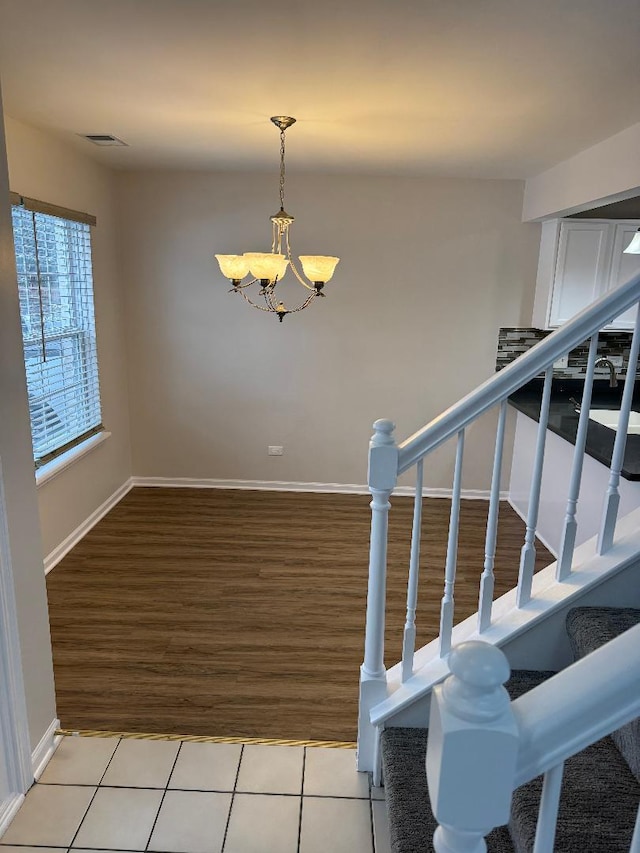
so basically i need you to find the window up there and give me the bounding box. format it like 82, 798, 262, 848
11, 197, 103, 468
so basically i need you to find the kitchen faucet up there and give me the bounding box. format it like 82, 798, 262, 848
595, 357, 619, 388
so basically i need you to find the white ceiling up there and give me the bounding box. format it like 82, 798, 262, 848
0, 0, 638, 178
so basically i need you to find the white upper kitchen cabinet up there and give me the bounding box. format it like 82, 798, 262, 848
609, 224, 640, 329
533, 219, 640, 330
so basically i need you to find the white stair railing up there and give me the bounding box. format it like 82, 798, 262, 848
439, 429, 465, 658
427, 642, 518, 853
401, 458, 423, 683
516, 365, 553, 608
427, 630, 640, 852
477, 399, 507, 632
599, 305, 640, 553
358, 418, 398, 772
358, 269, 640, 772
556, 334, 599, 580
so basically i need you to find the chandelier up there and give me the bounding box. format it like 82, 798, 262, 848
215, 116, 339, 322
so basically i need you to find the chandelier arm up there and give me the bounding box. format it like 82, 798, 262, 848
283, 228, 315, 291
236, 279, 317, 316
264, 286, 279, 311
238, 289, 275, 312
280, 292, 318, 315
287, 255, 316, 291
229, 278, 260, 291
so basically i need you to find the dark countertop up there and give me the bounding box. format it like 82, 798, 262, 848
508, 379, 640, 481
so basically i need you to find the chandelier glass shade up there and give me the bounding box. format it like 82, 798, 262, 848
215, 116, 339, 322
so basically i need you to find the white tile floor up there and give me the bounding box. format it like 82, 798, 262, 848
0, 735, 391, 853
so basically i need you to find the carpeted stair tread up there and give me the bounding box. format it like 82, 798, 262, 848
381, 727, 514, 853
382, 611, 640, 852
566, 606, 640, 782
509, 734, 640, 853
381, 669, 554, 853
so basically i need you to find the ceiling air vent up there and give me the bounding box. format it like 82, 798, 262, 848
82, 134, 128, 146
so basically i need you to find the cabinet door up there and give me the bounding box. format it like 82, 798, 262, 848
606, 223, 640, 330
549, 221, 612, 326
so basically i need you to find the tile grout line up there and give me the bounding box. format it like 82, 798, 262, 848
65, 736, 123, 850
143, 741, 184, 852
7, 740, 374, 852
368, 777, 376, 853
369, 769, 377, 853
220, 743, 244, 852
162, 740, 183, 792
34, 781, 372, 799
0, 845, 65, 848
67, 846, 203, 853
296, 746, 307, 853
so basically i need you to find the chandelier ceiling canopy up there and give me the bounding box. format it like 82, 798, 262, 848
215, 116, 339, 322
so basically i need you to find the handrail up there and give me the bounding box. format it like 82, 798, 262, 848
511, 622, 640, 787
398, 270, 640, 474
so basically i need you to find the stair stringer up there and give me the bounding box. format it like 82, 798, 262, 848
370, 506, 640, 731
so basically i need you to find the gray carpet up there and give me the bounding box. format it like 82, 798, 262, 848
566, 606, 640, 783
381, 608, 640, 852
381, 726, 515, 853
381, 671, 554, 853
509, 735, 639, 853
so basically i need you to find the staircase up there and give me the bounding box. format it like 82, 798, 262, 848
358, 269, 640, 778
380, 606, 640, 852
357, 271, 640, 851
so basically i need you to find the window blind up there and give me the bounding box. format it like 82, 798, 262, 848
11, 203, 103, 467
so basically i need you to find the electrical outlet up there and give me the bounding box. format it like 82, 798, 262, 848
554, 355, 569, 369
268, 445, 284, 456
608, 354, 624, 368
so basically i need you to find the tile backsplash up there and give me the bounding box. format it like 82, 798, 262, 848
496, 328, 640, 379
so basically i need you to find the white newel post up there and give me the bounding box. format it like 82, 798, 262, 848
357, 418, 398, 772
427, 642, 518, 853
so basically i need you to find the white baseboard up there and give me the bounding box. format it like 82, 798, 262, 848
508, 498, 559, 558
132, 476, 507, 501
132, 476, 372, 494
44, 478, 133, 574
31, 717, 61, 780
42, 476, 506, 578
0, 793, 25, 837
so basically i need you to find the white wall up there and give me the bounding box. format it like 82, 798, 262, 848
117, 170, 540, 491
4, 117, 132, 559
523, 122, 640, 221
0, 102, 57, 753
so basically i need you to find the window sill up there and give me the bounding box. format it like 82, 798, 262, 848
35, 430, 111, 488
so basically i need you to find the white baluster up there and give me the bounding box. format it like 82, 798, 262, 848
533, 762, 564, 853
598, 303, 640, 554
516, 366, 553, 608
557, 337, 598, 580
402, 458, 424, 683
629, 800, 640, 853
428, 642, 518, 853
358, 419, 398, 772
478, 400, 507, 633
372, 726, 382, 788
433, 826, 489, 853
439, 430, 465, 658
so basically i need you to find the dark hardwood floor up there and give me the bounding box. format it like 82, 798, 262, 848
46, 488, 552, 742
